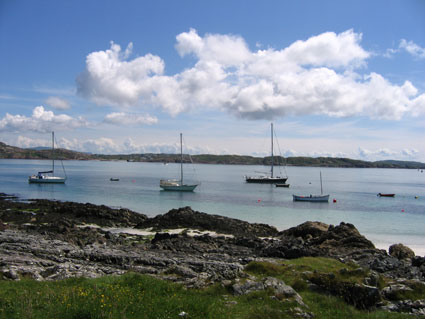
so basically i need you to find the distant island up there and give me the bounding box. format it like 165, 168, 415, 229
1, 141, 425, 169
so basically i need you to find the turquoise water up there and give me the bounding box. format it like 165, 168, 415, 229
1, 159, 425, 255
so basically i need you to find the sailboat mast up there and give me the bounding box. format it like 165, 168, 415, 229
320, 171, 323, 195
180, 133, 183, 184
271, 123, 274, 178
52, 131, 55, 174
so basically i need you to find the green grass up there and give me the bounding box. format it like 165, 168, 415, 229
244, 258, 415, 318
0, 265, 415, 319
302, 291, 411, 319
0, 273, 298, 319
245, 257, 363, 287
384, 280, 425, 301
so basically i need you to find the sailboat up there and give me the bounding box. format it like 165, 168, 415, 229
159, 133, 199, 191
28, 132, 67, 184
293, 171, 329, 202
245, 123, 288, 184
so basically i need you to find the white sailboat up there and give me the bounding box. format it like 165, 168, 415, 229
159, 133, 199, 191
245, 123, 288, 184
28, 132, 67, 184
293, 171, 329, 202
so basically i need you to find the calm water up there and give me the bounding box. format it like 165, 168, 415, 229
1, 159, 425, 255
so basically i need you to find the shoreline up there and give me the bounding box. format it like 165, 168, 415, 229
0, 191, 422, 260
2, 193, 425, 314
3, 191, 424, 257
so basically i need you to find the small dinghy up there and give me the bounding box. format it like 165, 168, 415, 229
378, 193, 395, 197
276, 183, 290, 188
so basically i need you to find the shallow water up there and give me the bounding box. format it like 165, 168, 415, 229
1, 159, 424, 255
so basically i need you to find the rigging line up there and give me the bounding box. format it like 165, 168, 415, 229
182, 135, 200, 184
54, 134, 67, 178
273, 128, 288, 177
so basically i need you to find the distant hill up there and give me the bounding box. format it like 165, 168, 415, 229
0, 142, 92, 160
1, 141, 425, 169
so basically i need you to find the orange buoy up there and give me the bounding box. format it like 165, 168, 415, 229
333, 199, 337, 203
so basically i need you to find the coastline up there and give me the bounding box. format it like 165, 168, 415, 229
2, 142, 425, 169
2, 193, 425, 315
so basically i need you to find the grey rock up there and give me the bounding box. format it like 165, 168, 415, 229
389, 243, 415, 260
232, 277, 306, 307
2, 268, 19, 280
382, 284, 413, 300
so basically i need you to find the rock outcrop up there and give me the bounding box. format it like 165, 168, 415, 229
389, 243, 416, 260
137, 206, 279, 237
1, 193, 424, 315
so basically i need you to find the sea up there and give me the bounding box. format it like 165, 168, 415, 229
1, 159, 425, 256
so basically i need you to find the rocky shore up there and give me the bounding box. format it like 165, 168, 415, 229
1, 192, 425, 316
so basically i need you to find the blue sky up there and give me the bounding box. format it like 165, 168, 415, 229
1, 0, 425, 161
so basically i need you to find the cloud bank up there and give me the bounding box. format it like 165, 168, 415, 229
76, 29, 425, 120
0, 106, 89, 133
12, 135, 421, 162
45, 137, 212, 155
103, 112, 158, 126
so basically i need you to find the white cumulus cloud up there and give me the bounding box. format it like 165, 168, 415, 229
76, 29, 425, 120
0, 106, 89, 133
76, 41, 165, 107
45, 96, 71, 110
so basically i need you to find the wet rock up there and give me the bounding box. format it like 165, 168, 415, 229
137, 206, 278, 237
280, 221, 329, 239
277, 222, 375, 259
0, 197, 147, 228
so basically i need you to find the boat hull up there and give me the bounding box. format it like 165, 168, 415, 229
28, 176, 67, 184
245, 177, 288, 184
293, 194, 329, 202
378, 193, 395, 197
160, 184, 198, 191
276, 183, 290, 188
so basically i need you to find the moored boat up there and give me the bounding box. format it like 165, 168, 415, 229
245, 123, 288, 184
159, 179, 197, 191
159, 133, 199, 192
293, 171, 329, 202
378, 193, 395, 197
276, 183, 290, 187
292, 194, 330, 202
28, 132, 67, 184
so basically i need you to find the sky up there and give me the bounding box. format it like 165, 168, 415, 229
1, 0, 425, 161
